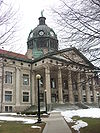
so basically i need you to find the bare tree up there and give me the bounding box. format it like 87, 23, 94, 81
0, 0, 20, 47
52, 0, 100, 66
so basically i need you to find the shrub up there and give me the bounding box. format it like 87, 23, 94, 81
17, 111, 47, 116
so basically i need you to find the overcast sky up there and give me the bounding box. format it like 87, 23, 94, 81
4, 0, 61, 54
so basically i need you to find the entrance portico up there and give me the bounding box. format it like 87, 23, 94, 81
32, 56, 97, 105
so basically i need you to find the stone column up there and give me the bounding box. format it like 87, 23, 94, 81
68, 70, 74, 104
77, 72, 82, 102
86, 74, 91, 103
45, 66, 51, 104
92, 74, 97, 103
58, 68, 63, 103
15, 67, 21, 106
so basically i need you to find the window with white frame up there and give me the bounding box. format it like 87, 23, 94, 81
5, 91, 12, 102
5, 71, 12, 84
23, 74, 29, 85
23, 92, 29, 102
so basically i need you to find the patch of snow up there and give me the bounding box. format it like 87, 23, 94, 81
61, 108, 100, 132
72, 120, 88, 131
0, 113, 17, 116
61, 108, 100, 118
31, 125, 41, 129
0, 116, 37, 124
51, 110, 61, 113
24, 119, 37, 124
64, 117, 74, 123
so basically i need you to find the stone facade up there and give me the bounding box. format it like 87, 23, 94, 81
0, 15, 98, 112
0, 48, 98, 112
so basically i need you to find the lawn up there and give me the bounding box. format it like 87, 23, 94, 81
68, 117, 100, 133
0, 121, 45, 133
80, 118, 100, 133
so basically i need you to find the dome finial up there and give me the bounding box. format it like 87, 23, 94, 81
41, 10, 44, 17
39, 10, 46, 25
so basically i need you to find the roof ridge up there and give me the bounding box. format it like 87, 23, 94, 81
0, 49, 29, 61
0, 49, 26, 56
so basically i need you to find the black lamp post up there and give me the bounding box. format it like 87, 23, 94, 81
44, 90, 47, 114
36, 74, 41, 123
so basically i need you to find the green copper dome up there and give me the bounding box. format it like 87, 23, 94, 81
28, 17, 57, 40
27, 15, 58, 58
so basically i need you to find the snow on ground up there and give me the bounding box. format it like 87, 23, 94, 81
0, 108, 100, 131
61, 108, 100, 132
31, 125, 41, 129
0, 113, 17, 116
71, 120, 88, 131
61, 108, 100, 118
0, 115, 37, 124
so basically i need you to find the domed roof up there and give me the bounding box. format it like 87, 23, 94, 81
28, 16, 57, 40
27, 14, 58, 58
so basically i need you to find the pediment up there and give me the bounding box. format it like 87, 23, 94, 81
51, 48, 92, 67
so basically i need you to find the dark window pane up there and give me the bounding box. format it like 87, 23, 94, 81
23, 92, 29, 102
5, 106, 8, 112
51, 78, 56, 89
9, 106, 12, 112
5, 91, 12, 102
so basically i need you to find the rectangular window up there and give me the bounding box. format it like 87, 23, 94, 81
82, 82, 86, 90
51, 94, 56, 103
83, 95, 86, 102
63, 94, 69, 102
63, 80, 68, 89
5, 91, 12, 102
72, 81, 77, 90
23, 74, 29, 85
40, 77, 43, 87
5, 71, 12, 84
74, 95, 78, 102
5, 106, 12, 112
40, 93, 44, 102
5, 106, 8, 112
91, 96, 94, 102
23, 92, 29, 102
51, 78, 56, 89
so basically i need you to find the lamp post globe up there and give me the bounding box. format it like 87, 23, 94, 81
36, 74, 41, 80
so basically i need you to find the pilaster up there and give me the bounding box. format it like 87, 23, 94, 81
86, 74, 91, 103
45, 66, 51, 104
58, 68, 63, 103
92, 74, 97, 103
15, 67, 21, 106
68, 70, 74, 104
77, 72, 82, 102
32, 70, 36, 105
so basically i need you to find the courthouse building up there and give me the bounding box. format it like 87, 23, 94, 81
0, 15, 98, 112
